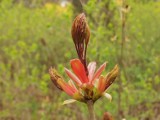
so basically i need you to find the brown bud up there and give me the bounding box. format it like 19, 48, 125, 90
103, 112, 113, 120
71, 13, 90, 74
49, 67, 63, 90
71, 13, 90, 46
105, 65, 119, 89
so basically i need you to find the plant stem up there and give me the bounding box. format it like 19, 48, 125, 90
87, 100, 95, 120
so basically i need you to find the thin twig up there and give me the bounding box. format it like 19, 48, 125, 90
118, 0, 126, 119
79, 0, 84, 7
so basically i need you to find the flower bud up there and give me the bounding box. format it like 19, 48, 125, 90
71, 13, 90, 46
71, 13, 90, 74
105, 65, 119, 89
103, 112, 113, 120
49, 67, 63, 90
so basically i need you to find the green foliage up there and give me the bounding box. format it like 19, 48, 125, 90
0, 0, 160, 120
84, 0, 160, 119
0, 0, 74, 119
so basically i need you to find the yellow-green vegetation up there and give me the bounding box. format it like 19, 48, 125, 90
0, 0, 160, 120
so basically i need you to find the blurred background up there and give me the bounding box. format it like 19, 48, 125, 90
0, 0, 160, 120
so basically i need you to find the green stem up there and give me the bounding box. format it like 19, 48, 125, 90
87, 100, 95, 120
